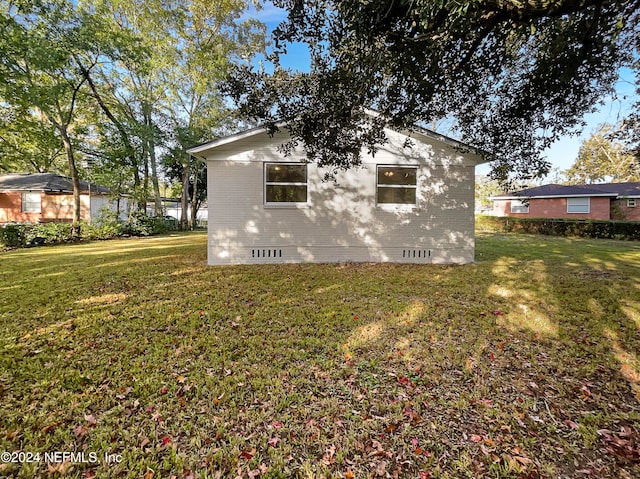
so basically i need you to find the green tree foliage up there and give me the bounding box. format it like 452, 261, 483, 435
159, 0, 265, 228
1, 0, 266, 228
0, 0, 101, 230
0, 105, 65, 173
565, 125, 640, 183
614, 54, 640, 165
475, 175, 503, 211
616, 114, 640, 164
226, 0, 639, 183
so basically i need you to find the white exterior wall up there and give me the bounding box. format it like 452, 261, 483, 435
88, 195, 130, 221
203, 128, 482, 265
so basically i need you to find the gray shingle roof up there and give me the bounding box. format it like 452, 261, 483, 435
492, 182, 640, 199
585, 182, 640, 197
0, 173, 110, 194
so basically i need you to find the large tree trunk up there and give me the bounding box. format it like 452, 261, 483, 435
142, 139, 150, 213
190, 164, 199, 228
180, 161, 190, 230
148, 138, 163, 216
61, 129, 81, 235
143, 105, 163, 216
131, 162, 141, 215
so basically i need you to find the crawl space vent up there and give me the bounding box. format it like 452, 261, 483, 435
251, 248, 283, 259
402, 249, 430, 259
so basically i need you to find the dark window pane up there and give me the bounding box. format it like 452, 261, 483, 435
266, 185, 308, 203
377, 167, 417, 186
377, 187, 416, 204
266, 164, 307, 183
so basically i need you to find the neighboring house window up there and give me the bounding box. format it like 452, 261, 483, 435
628, 199, 637, 207
567, 197, 590, 213
21, 192, 41, 213
265, 163, 308, 204
377, 166, 418, 205
510, 200, 529, 214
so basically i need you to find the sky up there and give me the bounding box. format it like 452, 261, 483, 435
242, 2, 638, 178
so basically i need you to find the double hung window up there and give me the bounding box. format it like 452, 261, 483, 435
22, 192, 41, 213
567, 197, 590, 213
376, 166, 417, 205
510, 200, 529, 214
265, 163, 308, 204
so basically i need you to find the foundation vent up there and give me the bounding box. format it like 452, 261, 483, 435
402, 249, 430, 259
251, 248, 283, 259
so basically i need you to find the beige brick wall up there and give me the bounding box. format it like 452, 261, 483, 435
493, 197, 612, 220
205, 129, 481, 265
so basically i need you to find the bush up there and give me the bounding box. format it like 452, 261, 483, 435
29, 222, 73, 244
1, 210, 180, 249
122, 212, 177, 236
477, 215, 640, 240
0, 222, 76, 248
84, 210, 178, 238
0, 224, 29, 248
85, 207, 124, 240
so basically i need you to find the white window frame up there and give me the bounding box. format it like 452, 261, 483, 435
627, 198, 637, 207
21, 191, 41, 213
376, 165, 418, 206
510, 199, 529, 214
264, 163, 308, 206
567, 197, 590, 214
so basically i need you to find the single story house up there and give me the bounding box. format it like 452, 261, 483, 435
0, 173, 129, 224
490, 182, 640, 221
187, 124, 486, 265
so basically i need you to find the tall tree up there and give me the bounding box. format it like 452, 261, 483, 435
565, 125, 640, 183
614, 43, 640, 165
160, 0, 265, 229
0, 104, 66, 173
74, 0, 170, 214
0, 0, 96, 231
82, 0, 265, 226
227, 0, 639, 184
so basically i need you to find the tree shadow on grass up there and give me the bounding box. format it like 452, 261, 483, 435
1, 232, 639, 478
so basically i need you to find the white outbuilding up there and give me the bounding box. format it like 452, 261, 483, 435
187, 124, 486, 265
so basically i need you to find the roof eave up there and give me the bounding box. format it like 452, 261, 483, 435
186, 116, 489, 163
186, 123, 288, 158
491, 193, 618, 200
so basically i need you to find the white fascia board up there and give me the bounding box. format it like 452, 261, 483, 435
187, 123, 288, 158
186, 127, 267, 156
410, 129, 488, 161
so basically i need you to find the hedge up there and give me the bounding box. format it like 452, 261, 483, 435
476, 215, 640, 240
0, 212, 179, 248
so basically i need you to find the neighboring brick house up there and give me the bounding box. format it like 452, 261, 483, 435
0, 173, 128, 224
490, 183, 640, 221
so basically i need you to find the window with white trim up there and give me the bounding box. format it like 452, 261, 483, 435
510, 199, 529, 214
264, 163, 308, 204
21, 192, 41, 213
567, 197, 590, 213
376, 166, 417, 205
627, 199, 637, 207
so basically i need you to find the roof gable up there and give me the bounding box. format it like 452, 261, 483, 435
187, 123, 486, 166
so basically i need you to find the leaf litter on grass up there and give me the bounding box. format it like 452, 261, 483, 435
0, 232, 639, 478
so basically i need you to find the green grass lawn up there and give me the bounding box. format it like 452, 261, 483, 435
1, 231, 639, 478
